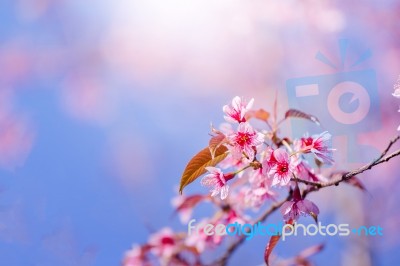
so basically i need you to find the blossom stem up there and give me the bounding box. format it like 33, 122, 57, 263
211, 135, 400, 266
281, 139, 293, 153
210, 193, 292, 266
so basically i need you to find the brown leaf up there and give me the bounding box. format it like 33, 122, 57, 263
209, 133, 227, 158
310, 212, 318, 224
179, 145, 228, 194
285, 109, 320, 125
264, 235, 281, 266
245, 108, 270, 122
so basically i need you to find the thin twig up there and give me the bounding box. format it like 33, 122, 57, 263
293, 135, 400, 189
209, 135, 400, 265
211, 194, 291, 266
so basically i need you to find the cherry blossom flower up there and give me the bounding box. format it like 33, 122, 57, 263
171, 195, 193, 224
223, 96, 254, 123
201, 167, 234, 200
267, 148, 298, 187
295, 131, 334, 164
393, 89, 400, 98
294, 161, 321, 182
148, 228, 178, 260
227, 122, 264, 162
185, 219, 223, 253
280, 186, 319, 222
226, 187, 249, 212
245, 182, 276, 209
261, 146, 275, 175
123, 245, 149, 266
218, 153, 246, 174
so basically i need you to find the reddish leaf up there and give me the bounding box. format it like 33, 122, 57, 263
179, 145, 228, 194
345, 176, 366, 191
297, 243, 324, 259
209, 133, 227, 158
175, 194, 204, 213
309, 211, 318, 224
245, 108, 270, 122
285, 109, 320, 125
264, 235, 281, 266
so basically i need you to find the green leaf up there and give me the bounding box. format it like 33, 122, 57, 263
179, 145, 228, 194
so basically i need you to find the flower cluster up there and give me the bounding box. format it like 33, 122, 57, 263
200, 96, 333, 213
124, 96, 336, 265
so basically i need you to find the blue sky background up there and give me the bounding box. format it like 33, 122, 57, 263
0, 0, 399, 265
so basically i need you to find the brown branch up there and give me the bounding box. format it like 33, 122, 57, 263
293, 135, 400, 189
209, 135, 400, 265
210, 193, 291, 266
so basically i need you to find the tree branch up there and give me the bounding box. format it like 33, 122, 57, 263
293, 135, 400, 189
210, 193, 291, 266
209, 135, 400, 266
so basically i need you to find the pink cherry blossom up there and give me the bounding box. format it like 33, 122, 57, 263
295, 131, 334, 164
261, 146, 275, 176
185, 219, 223, 253
223, 96, 254, 123
201, 167, 233, 200
245, 183, 276, 209
393, 89, 400, 98
148, 228, 178, 260
294, 161, 321, 182
218, 153, 246, 174
267, 148, 297, 187
123, 245, 148, 266
227, 122, 264, 162
280, 186, 319, 222
171, 195, 193, 224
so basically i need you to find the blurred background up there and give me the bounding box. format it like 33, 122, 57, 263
0, 0, 399, 265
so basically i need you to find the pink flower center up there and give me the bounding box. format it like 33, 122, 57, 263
231, 111, 245, 122
277, 162, 289, 175
302, 137, 313, 146
301, 137, 313, 152
291, 202, 301, 216
160, 236, 175, 245
236, 132, 253, 146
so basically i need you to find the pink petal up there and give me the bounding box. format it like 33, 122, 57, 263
246, 98, 254, 110
273, 148, 289, 163
280, 172, 291, 186
220, 185, 229, 200
231, 96, 242, 110
298, 199, 319, 215
280, 201, 294, 216
205, 166, 219, 174
201, 175, 218, 187
393, 88, 400, 98
271, 173, 280, 186
210, 187, 221, 197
